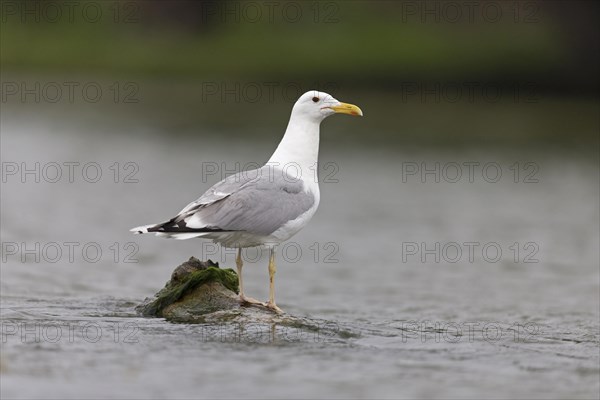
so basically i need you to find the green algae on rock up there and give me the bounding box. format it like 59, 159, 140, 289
136, 257, 239, 320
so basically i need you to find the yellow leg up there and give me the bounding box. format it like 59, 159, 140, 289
236, 248, 265, 306
236, 248, 244, 294
266, 248, 283, 313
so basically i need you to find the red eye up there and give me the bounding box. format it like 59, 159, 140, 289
312, 97, 319, 102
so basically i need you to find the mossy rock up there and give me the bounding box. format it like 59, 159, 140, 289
136, 257, 239, 319
135, 257, 360, 341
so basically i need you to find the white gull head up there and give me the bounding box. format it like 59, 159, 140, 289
268, 90, 363, 171
290, 90, 364, 123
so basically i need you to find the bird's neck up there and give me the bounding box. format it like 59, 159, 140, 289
267, 115, 320, 183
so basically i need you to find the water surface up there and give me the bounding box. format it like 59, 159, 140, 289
1, 115, 598, 399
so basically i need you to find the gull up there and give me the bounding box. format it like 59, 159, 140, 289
131, 91, 363, 313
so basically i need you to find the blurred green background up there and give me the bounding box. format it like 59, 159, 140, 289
1, 0, 599, 148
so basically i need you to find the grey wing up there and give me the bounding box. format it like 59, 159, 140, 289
177, 168, 262, 215
177, 167, 315, 235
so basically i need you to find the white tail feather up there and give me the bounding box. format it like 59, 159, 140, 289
130, 224, 210, 240
157, 232, 209, 240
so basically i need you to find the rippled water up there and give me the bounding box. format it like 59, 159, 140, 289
1, 117, 598, 399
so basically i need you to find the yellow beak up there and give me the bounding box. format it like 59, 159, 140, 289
328, 102, 363, 117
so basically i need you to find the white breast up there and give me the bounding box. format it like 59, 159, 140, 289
269, 180, 320, 243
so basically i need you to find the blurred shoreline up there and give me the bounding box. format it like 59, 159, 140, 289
2, 71, 598, 151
